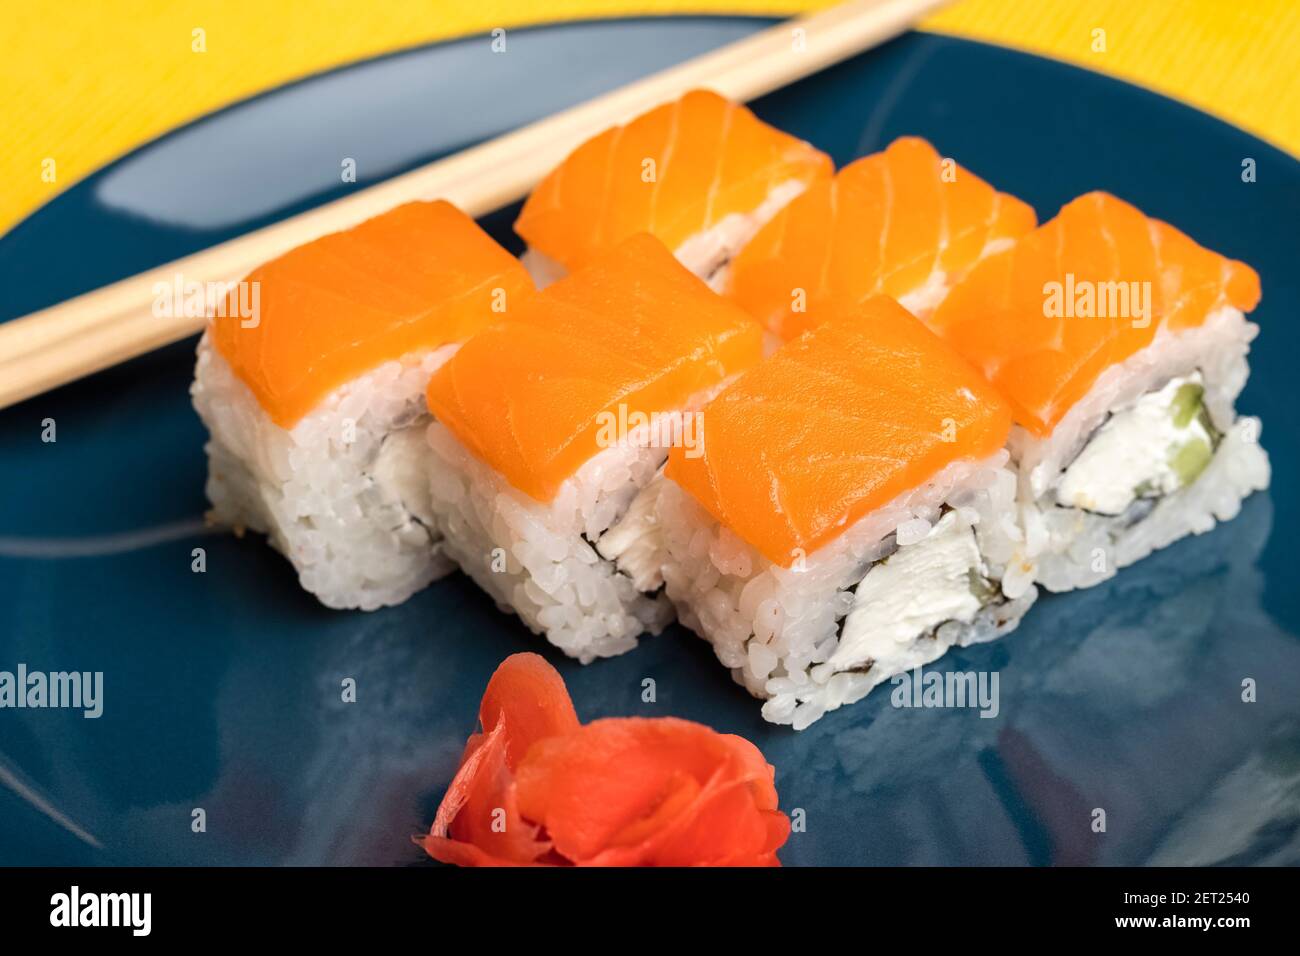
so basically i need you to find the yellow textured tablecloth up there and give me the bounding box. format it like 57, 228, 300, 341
4, 1, 1297, 237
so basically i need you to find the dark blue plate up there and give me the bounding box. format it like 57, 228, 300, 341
2, 18, 1298, 866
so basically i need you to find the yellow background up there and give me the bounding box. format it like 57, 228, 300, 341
3, 1, 1297, 236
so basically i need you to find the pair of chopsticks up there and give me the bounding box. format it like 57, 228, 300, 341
0, 0, 948, 411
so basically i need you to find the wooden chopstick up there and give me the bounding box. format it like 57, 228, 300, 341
0, 0, 948, 410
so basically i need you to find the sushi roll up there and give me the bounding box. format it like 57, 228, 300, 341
656, 296, 1036, 729
927, 191, 1270, 591
423, 233, 762, 662
514, 89, 831, 290
726, 136, 1037, 341
191, 200, 533, 610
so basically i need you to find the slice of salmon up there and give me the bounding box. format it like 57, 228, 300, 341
927, 191, 1262, 437
665, 296, 1012, 566
727, 137, 1037, 340
425, 233, 763, 502
514, 89, 831, 275
210, 200, 533, 428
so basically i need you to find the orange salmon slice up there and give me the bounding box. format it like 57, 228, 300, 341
210, 200, 533, 428
514, 89, 831, 274
666, 296, 1012, 566
425, 233, 763, 503
727, 136, 1037, 340
927, 191, 1262, 437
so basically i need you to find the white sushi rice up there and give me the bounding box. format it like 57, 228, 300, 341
423, 421, 680, 664
191, 333, 454, 610
521, 178, 811, 291
658, 451, 1037, 729
1009, 306, 1271, 591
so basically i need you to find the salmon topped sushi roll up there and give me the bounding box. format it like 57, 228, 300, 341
727, 137, 1036, 342
514, 89, 831, 290
656, 296, 1035, 729
424, 233, 763, 662
191, 200, 533, 610
928, 191, 1270, 591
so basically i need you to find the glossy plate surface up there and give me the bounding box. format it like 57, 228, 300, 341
2, 19, 1298, 866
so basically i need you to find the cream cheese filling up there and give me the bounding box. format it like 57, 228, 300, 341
1055, 373, 1217, 516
